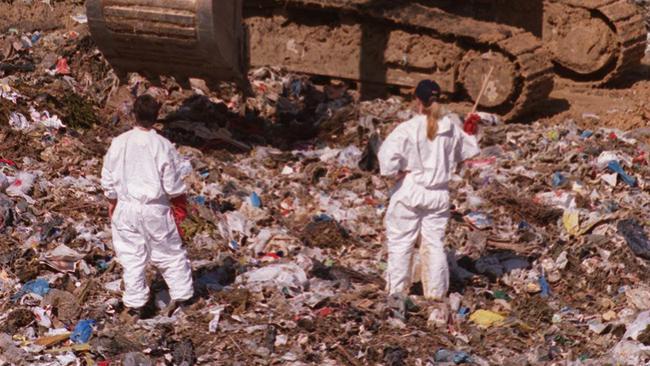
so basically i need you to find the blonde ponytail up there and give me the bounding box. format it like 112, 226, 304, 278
425, 102, 442, 140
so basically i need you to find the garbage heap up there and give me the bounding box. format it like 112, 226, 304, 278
2, 2, 650, 366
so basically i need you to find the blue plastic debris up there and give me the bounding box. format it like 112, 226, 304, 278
465, 212, 493, 230
540, 275, 551, 298
193, 196, 206, 205
580, 130, 593, 139
228, 240, 240, 251
30, 32, 41, 44
250, 192, 262, 208
71, 319, 96, 344
458, 307, 471, 319
313, 214, 334, 222
607, 161, 637, 187
11, 278, 50, 302
198, 168, 210, 179
95, 259, 110, 271
551, 172, 567, 187
289, 79, 304, 97
434, 348, 473, 364
518, 221, 531, 231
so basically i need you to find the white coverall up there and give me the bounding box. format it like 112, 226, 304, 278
101, 128, 194, 308
378, 113, 480, 299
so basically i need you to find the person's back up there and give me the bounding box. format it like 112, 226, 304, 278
103, 128, 184, 204
384, 113, 478, 192
101, 95, 193, 320
378, 80, 480, 300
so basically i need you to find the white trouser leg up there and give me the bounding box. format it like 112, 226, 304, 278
144, 208, 194, 302
112, 221, 151, 309
385, 199, 421, 296
420, 212, 450, 300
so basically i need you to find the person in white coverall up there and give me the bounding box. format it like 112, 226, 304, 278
101, 95, 193, 318
378, 80, 480, 300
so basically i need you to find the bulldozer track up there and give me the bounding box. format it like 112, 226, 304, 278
555, 0, 647, 86
373, 3, 555, 120
252, 0, 554, 120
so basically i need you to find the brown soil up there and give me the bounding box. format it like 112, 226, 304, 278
0, 1, 84, 33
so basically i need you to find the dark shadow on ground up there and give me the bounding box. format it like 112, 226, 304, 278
513, 97, 571, 125
607, 63, 650, 90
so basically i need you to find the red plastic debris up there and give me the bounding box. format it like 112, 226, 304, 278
633, 152, 647, 165
316, 307, 334, 318
263, 252, 281, 260
0, 159, 17, 167
56, 58, 70, 75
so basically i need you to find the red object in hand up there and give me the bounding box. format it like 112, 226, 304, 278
170, 195, 188, 238
464, 113, 480, 135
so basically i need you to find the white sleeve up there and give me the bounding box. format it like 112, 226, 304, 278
454, 127, 480, 163
100, 143, 118, 200
161, 143, 186, 198
378, 127, 408, 177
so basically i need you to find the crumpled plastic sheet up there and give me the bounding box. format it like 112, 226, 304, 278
11, 278, 50, 302
618, 219, 650, 259
237, 263, 308, 294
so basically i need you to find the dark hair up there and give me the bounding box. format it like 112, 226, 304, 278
415, 80, 441, 107
415, 80, 442, 141
133, 94, 160, 127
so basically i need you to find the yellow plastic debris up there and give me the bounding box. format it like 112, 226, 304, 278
34, 333, 71, 347
562, 210, 580, 236
469, 310, 506, 328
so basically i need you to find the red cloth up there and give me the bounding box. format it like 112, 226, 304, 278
463, 113, 480, 135
170, 195, 188, 238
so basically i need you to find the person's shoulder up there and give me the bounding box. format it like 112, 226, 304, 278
110, 129, 135, 146
395, 114, 425, 133
150, 130, 172, 144
405, 114, 427, 126
440, 113, 463, 134
149, 131, 178, 153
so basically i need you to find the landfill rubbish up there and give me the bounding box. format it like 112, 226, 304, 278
236, 262, 308, 294
433, 348, 473, 364
11, 278, 50, 301
0, 333, 26, 364
469, 310, 506, 328
618, 219, 650, 259
0, 2, 649, 364
70, 319, 95, 344
607, 160, 638, 187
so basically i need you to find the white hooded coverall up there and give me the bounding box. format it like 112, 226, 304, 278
378, 113, 480, 299
101, 128, 194, 308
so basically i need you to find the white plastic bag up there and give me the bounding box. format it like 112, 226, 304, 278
237, 263, 308, 293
